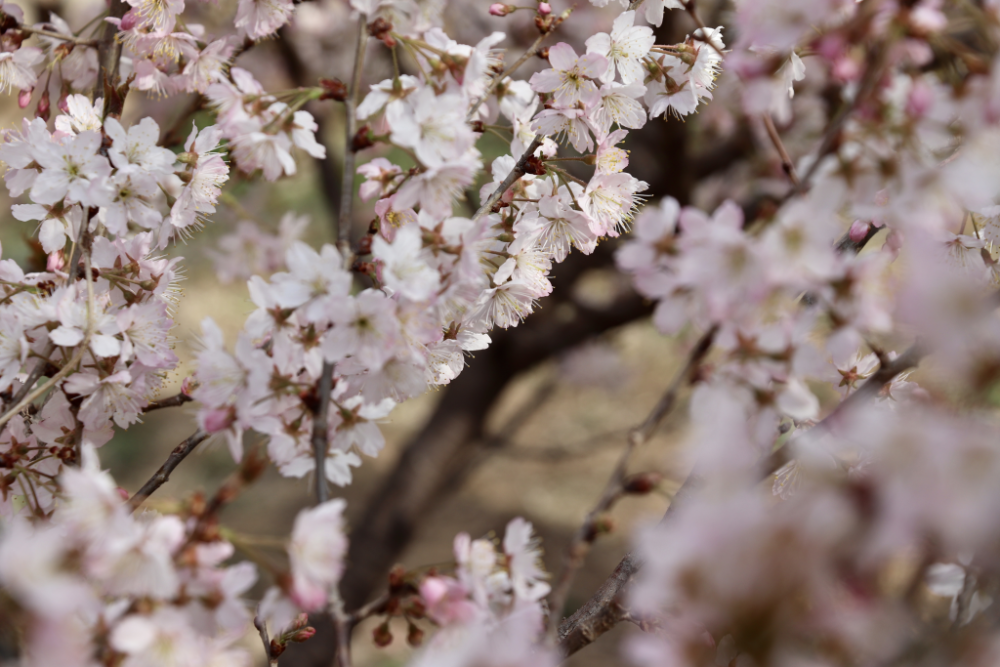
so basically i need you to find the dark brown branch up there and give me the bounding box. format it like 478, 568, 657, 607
92, 0, 129, 105
311, 362, 335, 504
143, 392, 193, 412
128, 430, 208, 512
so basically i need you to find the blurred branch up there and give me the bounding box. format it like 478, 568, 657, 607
553, 327, 717, 653
338, 17, 369, 254
762, 114, 801, 187
557, 227, 888, 658
128, 430, 209, 512
311, 362, 334, 504
143, 392, 192, 412
255, 611, 279, 667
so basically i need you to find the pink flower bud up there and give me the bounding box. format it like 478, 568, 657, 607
120, 9, 139, 31
17, 88, 31, 108
57, 92, 69, 114
116, 487, 130, 501
906, 79, 934, 119
180, 376, 195, 396
538, 2, 551, 14
36, 90, 50, 121
46, 250, 65, 273
848, 220, 870, 243
290, 627, 316, 643
489, 3, 515, 16
201, 407, 235, 434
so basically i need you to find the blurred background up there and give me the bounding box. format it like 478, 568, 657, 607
0, 0, 792, 664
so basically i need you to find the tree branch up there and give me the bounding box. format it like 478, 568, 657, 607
143, 392, 193, 412
128, 430, 209, 512
311, 362, 334, 504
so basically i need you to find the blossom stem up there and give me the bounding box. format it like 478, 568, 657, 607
338, 15, 368, 254
761, 113, 801, 187
17, 26, 98, 47
254, 611, 279, 666
127, 430, 209, 512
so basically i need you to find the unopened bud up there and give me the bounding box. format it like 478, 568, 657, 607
319, 78, 348, 102
848, 220, 870, 244
202, 407, 235, 434
17, 87, 30, 108
57, 91, 69, 114
120, 9, 139, 31
46, 249, 65, 273
289, 626, 316, 643
35, 89, 50, 121
406, 622, 424, 647
490, 3, 516, 16
623, 472, 664, 495
538, 2, 551, 14
373, 621, 393, 647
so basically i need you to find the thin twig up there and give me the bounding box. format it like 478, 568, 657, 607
472, 135, 544, 223
18, 25, 98, 47
338, 16, 369, 255
789, 38, 886, 199
127, 430, 209, 512
467, 30, 550, 122
254, 609, 279, 666
311, 361, 335, 504
547, 326, 717, 644
555, 231, 887, 658
762, 114, 801, 187
333, 610, 353, 667
143, 392, 193, 412
346, 591, 390, 627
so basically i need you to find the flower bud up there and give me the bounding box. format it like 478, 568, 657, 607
490, 3, 515, 16
46, 249, 65, 273
120, 9, 139, 31
17, 88, 30, 108
289, 626, 316, 643
623, 472, 664, 495
406, 622, 424, 647
848, 220, 870, 244
373, 621, 393, 647
36, 89, 50, 121
57, 91, 69, 113
538, 2, 551, 14
201, 407, 235, 434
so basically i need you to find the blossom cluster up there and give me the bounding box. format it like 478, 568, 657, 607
1, 0, 1000, 666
